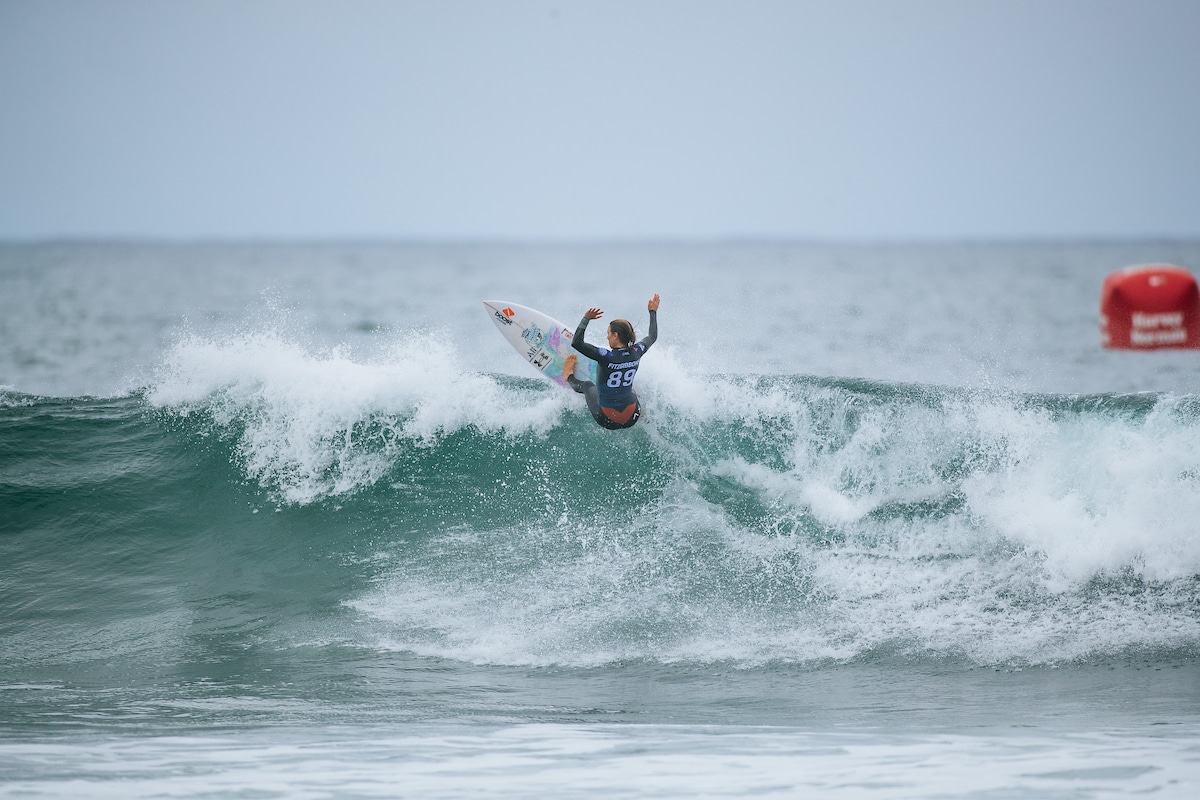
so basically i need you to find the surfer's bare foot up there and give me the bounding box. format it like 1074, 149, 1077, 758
563, 354, 577, 378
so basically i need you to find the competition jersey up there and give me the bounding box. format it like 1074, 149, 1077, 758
571, 311, 658, 408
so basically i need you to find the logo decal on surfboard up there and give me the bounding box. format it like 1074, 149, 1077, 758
522, 323, 544, 347
529, 347, 554, 369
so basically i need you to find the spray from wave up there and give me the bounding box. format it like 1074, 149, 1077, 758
148, 328, 571, 504
134, 327, 1200, 667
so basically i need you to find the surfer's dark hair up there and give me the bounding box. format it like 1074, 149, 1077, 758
609, 319, 635, 347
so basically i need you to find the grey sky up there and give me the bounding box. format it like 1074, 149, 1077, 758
2, 0, 1198, 241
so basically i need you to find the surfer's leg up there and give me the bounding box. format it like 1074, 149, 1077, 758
568, 376, 612, 429
582, 384, 601, 415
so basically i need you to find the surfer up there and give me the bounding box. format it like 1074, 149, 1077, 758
563, 294, 660, 430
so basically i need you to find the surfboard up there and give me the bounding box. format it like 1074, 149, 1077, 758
483, 301, 597, 389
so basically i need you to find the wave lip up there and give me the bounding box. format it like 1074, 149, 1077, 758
146, 330, 568, 504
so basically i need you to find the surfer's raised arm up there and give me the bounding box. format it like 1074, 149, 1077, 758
642, 294, 659, 348
571, 307, 605, 360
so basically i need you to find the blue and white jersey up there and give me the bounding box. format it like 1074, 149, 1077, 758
590, 343, 649, 407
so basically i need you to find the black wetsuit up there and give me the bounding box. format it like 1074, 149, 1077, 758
566, 310, 658, 429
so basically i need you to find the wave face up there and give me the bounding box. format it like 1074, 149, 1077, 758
3, 332, 1200, 677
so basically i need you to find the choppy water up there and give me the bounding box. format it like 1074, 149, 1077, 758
2, 241, 1199, 797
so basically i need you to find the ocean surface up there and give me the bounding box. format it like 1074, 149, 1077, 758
2, 240, 1199, 798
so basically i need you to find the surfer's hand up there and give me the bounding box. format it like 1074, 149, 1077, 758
584, 307, 604, 320
648, 294, 660, 312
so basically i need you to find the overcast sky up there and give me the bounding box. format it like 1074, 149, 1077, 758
1, 0, 1198, 241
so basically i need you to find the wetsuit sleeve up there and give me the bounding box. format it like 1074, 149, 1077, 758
571, 316, 604, 360
638, 310, 658, 351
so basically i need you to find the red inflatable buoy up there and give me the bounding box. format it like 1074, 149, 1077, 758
1099, 264, 1200, 350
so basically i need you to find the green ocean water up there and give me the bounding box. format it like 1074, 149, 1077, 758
3, 242, 1200, 797
4, 374, 1198, 697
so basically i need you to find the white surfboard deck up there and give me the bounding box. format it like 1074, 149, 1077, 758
483, 301, 597, 389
